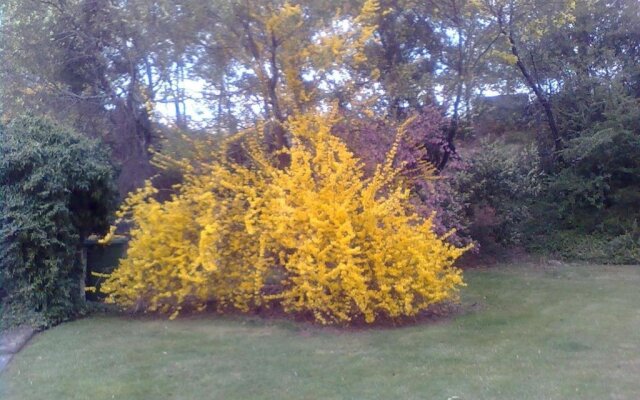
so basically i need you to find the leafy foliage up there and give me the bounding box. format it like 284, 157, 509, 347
102, 112, 469, 324
530, 229, 640, 265
0, 0, 168, 193
3, 0, 640, 271
335, 107, 474, 248
0, 116, 117, 327
454, 141, 543, 247
553, 90, 640, 230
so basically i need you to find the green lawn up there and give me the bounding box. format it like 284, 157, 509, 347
2, 263, 639, 400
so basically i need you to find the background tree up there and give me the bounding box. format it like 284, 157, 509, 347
0, 0, 193, 192
478, 0, 577, 161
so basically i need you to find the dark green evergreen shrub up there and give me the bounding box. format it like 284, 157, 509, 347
0, 116, 118, 327
550, 91, 640, 234
523, 89, 640, 262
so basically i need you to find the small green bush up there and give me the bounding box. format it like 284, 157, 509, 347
529, 229, 640, 265
454, 140, 544, 247
0, 116, 118, 327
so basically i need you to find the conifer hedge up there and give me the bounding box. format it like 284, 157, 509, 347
0, 116, 118, 327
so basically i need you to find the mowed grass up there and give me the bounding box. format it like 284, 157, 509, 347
2, 263, 640, 400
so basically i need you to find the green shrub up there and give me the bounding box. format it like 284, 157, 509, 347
529, 229, 640, 265
524, 89, 640, 262
0, 116, 118, 327
454, 141, 544, 247
551, 89, 640, 233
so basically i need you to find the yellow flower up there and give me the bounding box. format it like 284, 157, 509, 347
102, 111, 468, 324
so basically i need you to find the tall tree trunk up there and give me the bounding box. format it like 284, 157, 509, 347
438, 81, 462, 170
505, 28, 562, 156
438, 7, 464, 171
241, 17, 289, 168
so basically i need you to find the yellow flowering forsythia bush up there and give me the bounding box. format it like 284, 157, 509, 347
102, 113, 469, 323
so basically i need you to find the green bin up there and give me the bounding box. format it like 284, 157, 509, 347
83, 237, 128, 301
